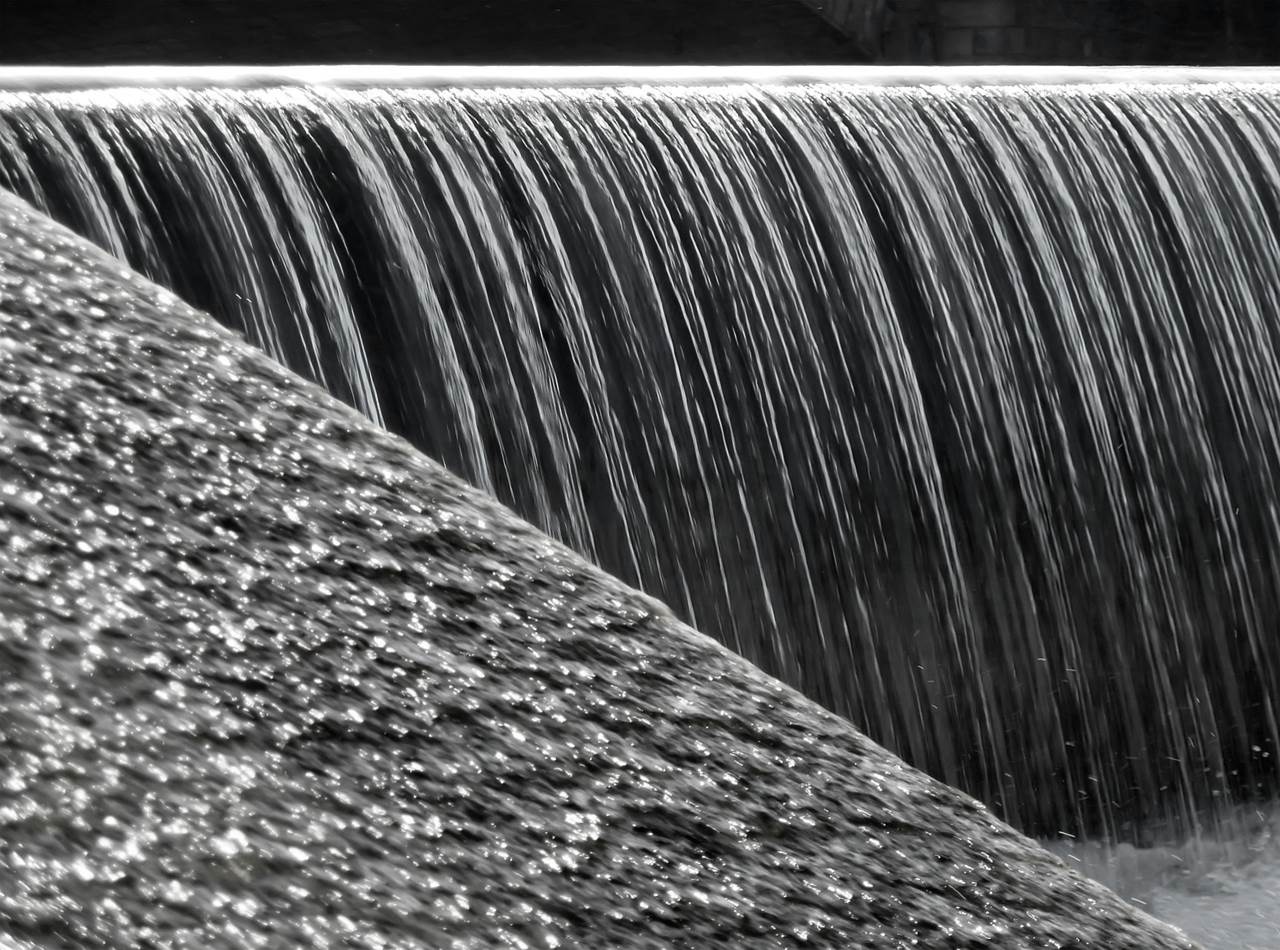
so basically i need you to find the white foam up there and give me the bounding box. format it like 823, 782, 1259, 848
0, 64, 1278, 91
1049, 806, 1280, 950
1152, 867, 1280, 950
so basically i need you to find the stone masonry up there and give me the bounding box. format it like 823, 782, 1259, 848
883, 0, 1122, 63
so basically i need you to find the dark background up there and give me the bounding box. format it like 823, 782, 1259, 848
1, 0, 1277, 65
0, 0, 869, 65
886, 0, 1280, 65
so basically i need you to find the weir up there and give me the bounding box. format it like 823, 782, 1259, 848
1, 68, 1278, 844
0, 191, 1197, 947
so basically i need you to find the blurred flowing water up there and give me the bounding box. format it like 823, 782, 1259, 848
0, 188, 1199, 949
2, 71, 1279, 846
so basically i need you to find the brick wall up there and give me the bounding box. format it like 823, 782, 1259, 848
793, 0, 888, 55
882, 0, 1124, 64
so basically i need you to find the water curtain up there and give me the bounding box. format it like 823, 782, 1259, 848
4, 71, 1278, 837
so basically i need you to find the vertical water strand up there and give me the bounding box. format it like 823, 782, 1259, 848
1111, 91, 1246, 798
65, 110, 179, 293
0, 115, 50, 210
335, 88, 568, 538
646, 88, 806, 679
0, 95, 130, 260
73, 90, 340, 397
994, 88, 1173, 833
920, 85, 1145, 827
1117, 89, 1248, 829
467, 87, 664, 573
1069, 87, 1250, 830
927, 88, 1088, 820
756, 90, 904, 749
407, 90, 592, 549
275, 87, 488, 484
712, 88, 868, 704
631, 87, 810, 674
564, 88, 753, 641
548, 89, 715, 618
147, 93, 342, 402
813, 87, 1002, 800
699, 88, 843, 690
1224, 90, 1280, 774
1125, 88, 1280, 811
1017, 90, 1192, 830
974, 87, 1192, 830
205, 90, 383, 425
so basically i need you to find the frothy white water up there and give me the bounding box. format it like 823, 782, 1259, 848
1158, 871, 1280, 950
1051, 804, 1280, 948
0, 64, 1276, 91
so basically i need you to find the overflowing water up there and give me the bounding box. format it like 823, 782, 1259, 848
0, 190, 1196, 949
2, 70, 1279, 845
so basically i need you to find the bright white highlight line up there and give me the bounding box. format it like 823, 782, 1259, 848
0, 65, 1278, 90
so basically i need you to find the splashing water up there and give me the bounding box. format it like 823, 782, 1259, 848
0, 188, 1196, 950
2, 69, 1279, 841
1046, 802, 1280, 948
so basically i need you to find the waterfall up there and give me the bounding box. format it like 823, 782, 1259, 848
3, 68, 1278, 840
0, 186, 1198, 950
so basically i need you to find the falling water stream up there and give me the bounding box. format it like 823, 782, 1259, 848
0, 189, 1200, 949
1, 71, 1278, 874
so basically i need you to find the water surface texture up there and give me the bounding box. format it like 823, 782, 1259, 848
0, 191, 1197, 948
1, 71, 1278, 838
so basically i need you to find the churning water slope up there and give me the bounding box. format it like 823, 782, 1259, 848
0, 190, 1196, 947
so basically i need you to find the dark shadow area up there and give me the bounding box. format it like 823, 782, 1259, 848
0, 0, 869, 65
